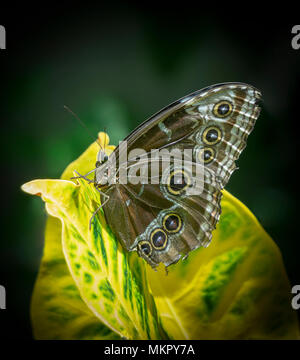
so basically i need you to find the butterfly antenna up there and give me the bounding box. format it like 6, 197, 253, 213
103, 126, 108, 148
64, 105, 103, 151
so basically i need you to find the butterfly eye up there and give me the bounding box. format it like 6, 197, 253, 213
202, 126, 222, 145
167, 170, 191, 195
103, 155, 109, 162
198, 147, 215, 164
138, 241, 152, 256
213, 100, 233, 118
163, 213, 182, 234
150, 229, 168, 250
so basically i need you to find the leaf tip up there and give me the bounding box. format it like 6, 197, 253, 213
21, 180, 41, 196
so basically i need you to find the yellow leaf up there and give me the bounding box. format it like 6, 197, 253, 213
30, 216, 120, 340
146, 192, 300, 339
22, 133, 166, 340
22, 132, 300, 340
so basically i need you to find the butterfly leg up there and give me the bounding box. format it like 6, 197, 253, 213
71, 170, 96, 184
89, 188, 110, 229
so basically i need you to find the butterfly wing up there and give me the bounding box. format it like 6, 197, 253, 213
98, 83, 262, 267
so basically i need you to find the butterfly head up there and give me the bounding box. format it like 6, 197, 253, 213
96, 150, 109, 167
94, 150, 111, 187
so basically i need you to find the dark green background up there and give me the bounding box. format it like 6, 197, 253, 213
1, 4, 299, 338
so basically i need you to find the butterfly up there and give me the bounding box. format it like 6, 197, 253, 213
90, 83, 262, 269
